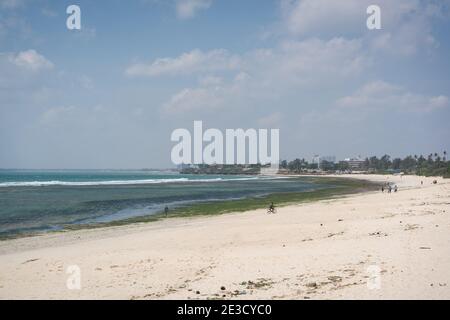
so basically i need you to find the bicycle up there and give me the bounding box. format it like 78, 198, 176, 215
267, 207, 277, 214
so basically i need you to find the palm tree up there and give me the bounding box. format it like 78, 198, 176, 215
427, 154, 434, 167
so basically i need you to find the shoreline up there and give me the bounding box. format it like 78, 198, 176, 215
0, 174, 449, 299
0, 176, 378, 241
0, 176, 378, 252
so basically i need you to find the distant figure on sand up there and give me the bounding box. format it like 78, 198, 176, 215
388, 185, 392, 193
394, 185, 398, 192
381, 186, 384, 193
268, 202, 276, 214
164, 206, 169, 217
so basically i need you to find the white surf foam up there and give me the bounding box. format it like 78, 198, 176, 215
0, 176, 276, 187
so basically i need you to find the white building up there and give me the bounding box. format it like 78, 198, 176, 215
343, 156, 365, 170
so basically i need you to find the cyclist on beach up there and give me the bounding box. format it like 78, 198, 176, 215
268, 202, 276, 214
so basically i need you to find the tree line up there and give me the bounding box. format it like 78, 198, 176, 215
280, 151, 449, 178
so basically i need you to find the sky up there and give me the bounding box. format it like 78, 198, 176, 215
0, 0, 449, 169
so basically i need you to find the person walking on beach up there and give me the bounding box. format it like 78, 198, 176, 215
381, 186, 384, 193
394, 185, 398, 193
164, 206, 169, 217
388, 185, 392, 193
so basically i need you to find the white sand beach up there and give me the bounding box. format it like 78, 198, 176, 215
0, 174, 449, 300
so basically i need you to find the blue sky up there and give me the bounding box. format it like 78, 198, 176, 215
1, 0, 450, 169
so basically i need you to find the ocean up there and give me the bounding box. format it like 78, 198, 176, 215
0, 170, 325, 237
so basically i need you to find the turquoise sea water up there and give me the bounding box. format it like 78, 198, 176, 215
0, 170, 325, 237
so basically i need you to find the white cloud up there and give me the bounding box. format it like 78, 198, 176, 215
336, 81, 400, 107
127, 2, 446, 122
274, 37, 367, 81
153, 37, 366, 85
428, 95, 450, 111
126, 49, 239, 77
156, 37, 369, 114
162, 71, 250, 114
175, 0, 212, 19
281, 0, 447, 56
281, 0, 363, 36
232, 37, 368, 91
0, 50, 54, 92
9, 49, 54, 71
162, 87, 224, 114
369, 11, 439, 56
336, 81, 449, 113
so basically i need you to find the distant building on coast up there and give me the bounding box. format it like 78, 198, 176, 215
341, 156, 365, 170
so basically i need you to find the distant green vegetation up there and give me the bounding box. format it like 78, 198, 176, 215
280, 151, 450, 178
362, 152, 449, 178
180, 151, 449, 178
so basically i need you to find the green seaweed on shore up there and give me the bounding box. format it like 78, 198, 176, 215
0, 177, 379, 241
66, 177, 377, 227
161, 177, 377, 218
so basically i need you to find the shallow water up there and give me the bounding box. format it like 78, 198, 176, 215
0, 170, 326, 237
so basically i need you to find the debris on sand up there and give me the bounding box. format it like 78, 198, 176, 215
306, 282, 318, 288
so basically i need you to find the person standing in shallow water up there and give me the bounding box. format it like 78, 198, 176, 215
164, 206, 169, 217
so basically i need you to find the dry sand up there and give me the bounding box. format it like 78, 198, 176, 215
0, 174, 449, 300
